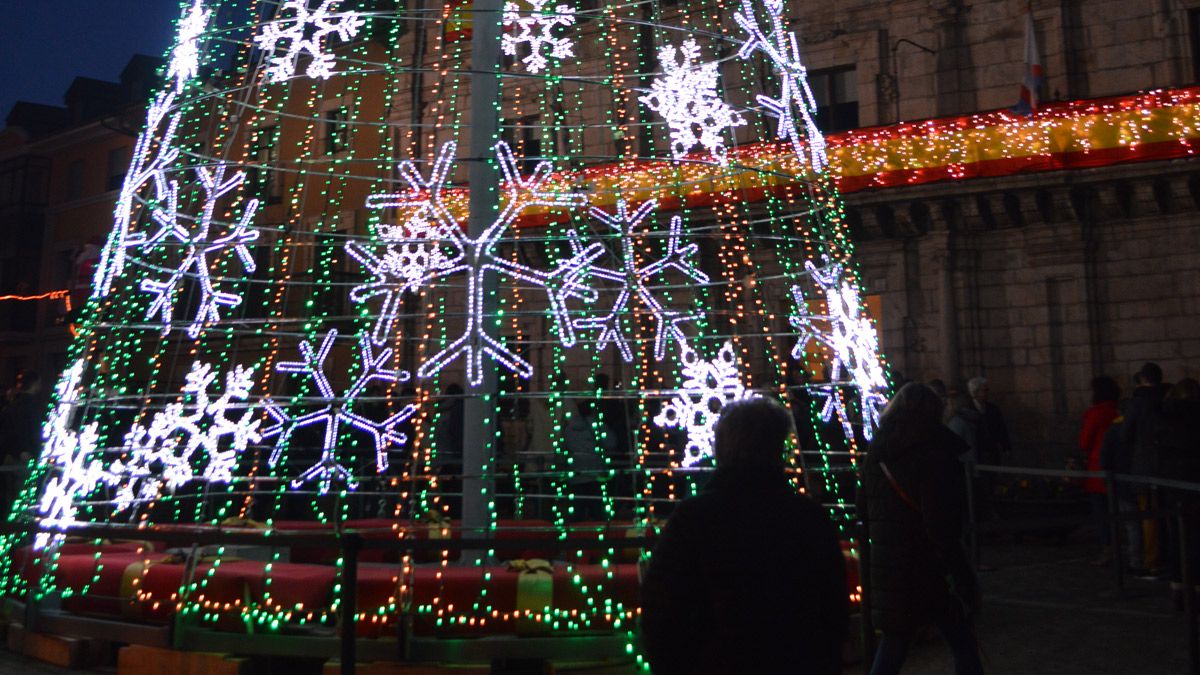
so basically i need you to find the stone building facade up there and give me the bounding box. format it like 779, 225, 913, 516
790, 0, 1200, 458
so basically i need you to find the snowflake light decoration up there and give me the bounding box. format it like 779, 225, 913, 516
35, 359, 116, 550
138, 164, 260, 339
166, 0, 211, 92
640, 39, 746, 165
571, 199, 710, 362
94, 0, 213, 298
812, 386, 855, 442
654, 340, 756, 467
789, 259, 889, 440
347, 146, 465, 347
111, 362, 262, 513
360, 141, 603, 387
734, 0, 828, 172
502, 0, 576, 74
264, 330, 417, 494
255, 0, 365, 83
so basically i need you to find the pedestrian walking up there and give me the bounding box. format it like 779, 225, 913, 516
861, 383, 984, 675
641, 397, 848, 674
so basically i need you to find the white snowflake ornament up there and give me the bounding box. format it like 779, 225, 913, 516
255, 0, 365, 83
166, 0, 211, 92
502, 0, 576, 74
263, 330, 417, 494
347, 147, 466, 347
111, 362, 262, 513
640, 39, 746, 165
354, 141, 602, 387
735, 0, 828, 172
789, 259, 888, 440
137, 164, 260, 339
92, 93, 181, 299
654, 340, 756, 467
35, 359, 118, 550
571, 198, 710, 362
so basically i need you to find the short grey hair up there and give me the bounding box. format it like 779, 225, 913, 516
713, 397, 794, 469
967, 376, 988, 397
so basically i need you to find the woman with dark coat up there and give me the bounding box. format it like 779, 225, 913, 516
861, 383, 984, 675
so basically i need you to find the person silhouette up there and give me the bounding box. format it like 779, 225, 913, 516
640, 397, 848, 674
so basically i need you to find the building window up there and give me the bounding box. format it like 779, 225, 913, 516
809, 66, 859, 133
66, 159, 85, 201
250, 125, 282, 204
325, 107, 351, 155
0, 169, 17, 208
502, 115, 542, 173
106, 147, 129, 191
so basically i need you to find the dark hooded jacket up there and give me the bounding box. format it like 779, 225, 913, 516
1155, 398, 1200, 507
1122, 383, 1170, 476
860, 421, 975, 634
640, 465, 848, 674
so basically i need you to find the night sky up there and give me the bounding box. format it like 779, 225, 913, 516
0, 1, 183, 120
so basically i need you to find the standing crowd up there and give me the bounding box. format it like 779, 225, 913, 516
1079, 362, 1200, 609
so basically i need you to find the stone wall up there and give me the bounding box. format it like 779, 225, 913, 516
790, 0, 1200, 127
849, 161, 1200, 462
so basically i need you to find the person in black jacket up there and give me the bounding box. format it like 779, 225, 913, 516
1121, 362, 1172, 572
861, 383, 984, 675
640, 397, 848, 674
1153, 378, 1200, 606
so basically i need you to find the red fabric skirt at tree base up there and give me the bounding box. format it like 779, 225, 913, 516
14, 532, 861, 634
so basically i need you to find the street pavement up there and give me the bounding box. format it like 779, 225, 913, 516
0, 529, 1189, 673
858, 530, 1190, 674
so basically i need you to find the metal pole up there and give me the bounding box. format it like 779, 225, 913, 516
965, 462, 979, 570
462, 0, 503, 561
1106, 472, 1124, 593
1180, 513, 1198, 675
341, 533, 361, 675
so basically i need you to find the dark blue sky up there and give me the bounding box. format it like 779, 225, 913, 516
0, 1, 183, 119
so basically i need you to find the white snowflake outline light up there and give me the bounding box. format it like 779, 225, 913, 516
789, 259, 889, 440
734, 0, 828, 172
263, 329, 417, 494
361, 141, 602, 387
111, 362, 262, 513
653, 339, 757, 467
255, 0, 366, 83
34, 359, 116, 550
347, 142, 466, 347
166, 0, 211, 91
640, 39, 747, 165
571, 199, 710, 362
812, 386, 855, 442
502, 0, 576, 74
138, 164, 261, 339
93, 0, 211, 298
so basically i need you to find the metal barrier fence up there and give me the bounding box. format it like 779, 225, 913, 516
965, 464, 1200, 674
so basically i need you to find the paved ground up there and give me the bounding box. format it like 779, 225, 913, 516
0, 529, 1191, 673
852, 530, 1191, 674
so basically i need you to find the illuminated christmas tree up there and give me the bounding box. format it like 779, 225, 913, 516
2, 0, 886, 650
